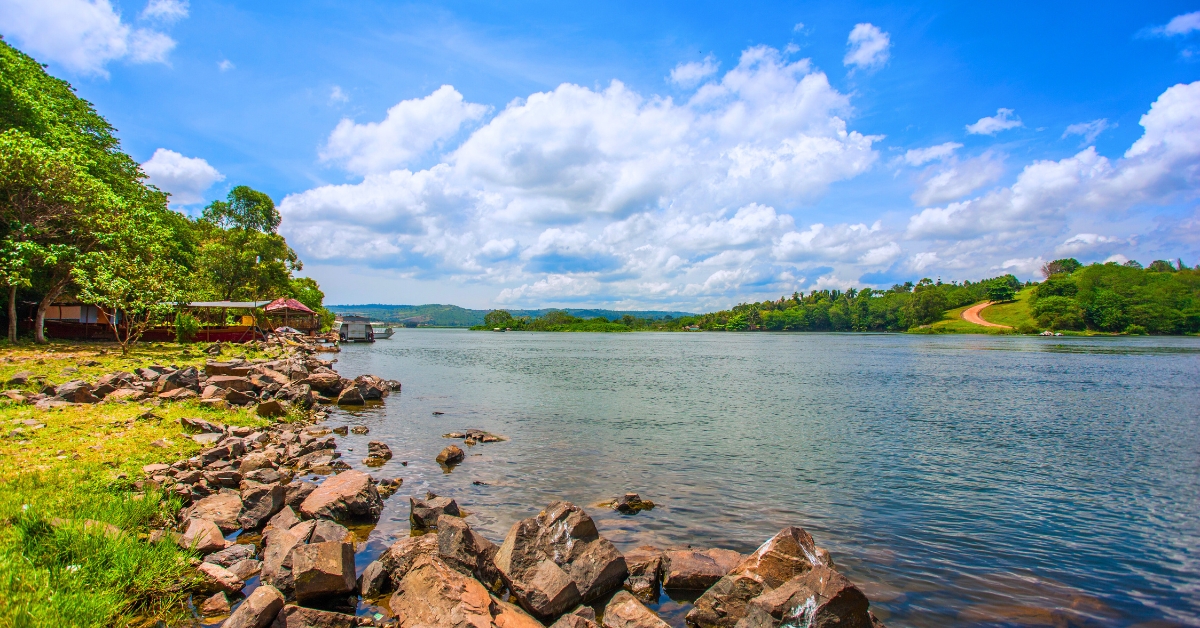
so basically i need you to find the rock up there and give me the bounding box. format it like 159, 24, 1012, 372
386, 379, 402, 391
197, 561, 245, 595
409, 494, 461, 529
379, 534, 439, 589
663, 548, 743, 590
302, 372, 343, 395
360, 559, 390, 598
604, 591, 671, 628
54, 380, 99, 403
737, 565, 873, 628
240, 482, 286, 530
7, 370, 33, 385
181, 417, 226, 434
240, 452, 276, 473
435, 445, 465, 465
135, 366, 163, 380
226, 389, 257, 406
267, 506, 302, 532
159, 387, 198, 401
261, 522, 313, 595
623, 546, 664, 603
686, 527, 834, 628
205, 361, 253, 377
437, 514, 499, 585
364, 441, 392, 466
495, 501, 628, 618
354, 375, 390, 400
246, 468, 284, 485
257, 399, 287, 417
335, 387, 364, 405
388, 555, 493, 628
199, 591, 231, 616
285, 480, 317, 510
199, 398, 229, 410
349, 425, 369, 434
186, 492, 243, 533
178, 517, 227, 554
105, 387, 146, 402
310, 519, 354, 544
207, 375, 256, 391
143, 463, 170, 475
229, 558, 263, 580
270, 604, 357, 628
491, 597, 547, 628
292, 541, 356, 601
611, 493, 654, 514
204, 542, 256, 567
299, 470, 383, 521
223, 583, 285, 628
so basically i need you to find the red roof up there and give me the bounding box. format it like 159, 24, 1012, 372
264, 297, 316, 314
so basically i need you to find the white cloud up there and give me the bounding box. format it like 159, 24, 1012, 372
904, 142, 962, 166
140, 0, 187, 23
1159, 11, 1200, 36
843, 23, 890, 69
773, 220, 897, 264
330, 86, 349, 103
966, 108, 1022, 135
218, 59, 234, 72
912, 152, 1004, 206
321, 85, 489, 175
1055, 233, 1127, 256
669, 56, 719, 87
0, 0, 178, 75
793, 22, 805, 32
1063, 119, 1114, 144
141, 148, 224, 206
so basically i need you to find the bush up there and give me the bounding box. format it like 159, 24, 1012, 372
1032, 296, 1085, 330
173, 311, 200, 343
1124, 324, 1148, 335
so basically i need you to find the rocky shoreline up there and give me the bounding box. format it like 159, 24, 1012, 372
82, 338, 890, 628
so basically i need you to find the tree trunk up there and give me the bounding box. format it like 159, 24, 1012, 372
7, 284, 16, 343
34, 275, 70, 344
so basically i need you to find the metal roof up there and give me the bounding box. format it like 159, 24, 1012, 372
185, 301, 272, 308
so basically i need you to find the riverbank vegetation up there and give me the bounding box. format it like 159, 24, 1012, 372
0, 38, 332, 349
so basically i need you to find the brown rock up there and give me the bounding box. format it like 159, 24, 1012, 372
292, 541, 356, 601
266, 506, 301, 533
285, 481, 317, 510
54, 380, 99, 403
257, 399, 287, 417
105, 387, 146, 402
435, 445, 465, 465
206, 361, 253, 377
686, 527, 834, 628
309, 519, 354, 544
225, 389, 257, 406
490, 596, 548, 628
360, 559, 389, 598
663, 548, 743, 590
302, 372, 343, 394
178, 517, 227, 554
207, 375, 257, 391
389, 556, 493, 628
199, 591, 231, 616
240, 482, 286, 530
604, 591, 671, 628
550, 615, 601, 628
159, 387, 198, 401
270, 604, 357, 628
204, 542, 256, 567
229, 558, 263, 580
495, 501, 628, 619
437, 514, 499, 585
196, 561, 245, 595
335, 386, 364, 405
240, 452, 276, 473
623, 546, 664, 603
737, 565, 873, 628
379, 533, 439, 588
261, 522, 313, 594
299, 470, 383, 521
410, 494, 460, 529
224, 583, 285, 628
187, 492, 244, 533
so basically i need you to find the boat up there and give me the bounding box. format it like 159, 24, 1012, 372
337, 315, 375, 342
371, 322, 395, 339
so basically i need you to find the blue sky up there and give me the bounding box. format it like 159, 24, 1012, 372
2, 1, 1199, 308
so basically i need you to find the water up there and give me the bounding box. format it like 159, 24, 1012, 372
321, 330, 1200, 627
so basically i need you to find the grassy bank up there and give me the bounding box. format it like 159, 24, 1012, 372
0, 341, 278, 627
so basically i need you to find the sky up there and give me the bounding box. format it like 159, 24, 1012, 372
2, 1, 1199, 309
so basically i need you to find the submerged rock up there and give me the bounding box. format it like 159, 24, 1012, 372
737, 564, 876, 628
410, 494, 460, 529
604, 591, 671, 628
223, 583, 284, 628
435, 445, 465, 466
662, 548, 742, 590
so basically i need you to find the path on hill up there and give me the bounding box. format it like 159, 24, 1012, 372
962, 301, 1011, 328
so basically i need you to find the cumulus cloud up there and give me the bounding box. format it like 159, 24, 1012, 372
904, 142, 962, 166
1156, 11, 1200, 36
1055, 233, 1128, 256
1063, 119, 1114, 145
141, 0, 187, 23
844, 23, 890, 69
0, 0, 179, 75
670, 56, 719, 87
321, 85, 489, 175
912, 151, 1005, 206
141, 148, 224, 206
966, 108, 1022, 135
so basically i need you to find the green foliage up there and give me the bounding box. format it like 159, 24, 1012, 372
484, 310, 514, 327
904, 281, 949, 326
1034, 276, 1078, 299
987, 282, 1017, 302
1124, 324, 1148, 335
1041, 258, 1082, 277
1147, 260, 1176, 273
201, 185, 281, 233
1031, 295, 1085, 330
174, 311, 200, 343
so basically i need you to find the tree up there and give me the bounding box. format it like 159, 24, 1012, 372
986, 282, 1016, 302
1147, 260, 1176, 273
195, 187, 300, 301
484, 310, 514, 327
1041, 258, 1082, 278
202, 185, 280, 233
904, 285, 949, 327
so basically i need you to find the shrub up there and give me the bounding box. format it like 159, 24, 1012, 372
173, 311, 200, 343
1124, 324, 1148, 335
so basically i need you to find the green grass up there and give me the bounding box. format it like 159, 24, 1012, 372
0, 339, 283, 627
978, 288, 1038, 329
923, 303, 1016, 334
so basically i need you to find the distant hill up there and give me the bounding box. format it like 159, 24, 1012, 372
325, 304, 695, 327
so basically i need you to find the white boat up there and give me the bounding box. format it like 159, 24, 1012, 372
372, 323, 395, 339
338, 315, 375, 342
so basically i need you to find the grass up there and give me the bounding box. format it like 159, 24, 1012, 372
0, 339, 283, 627
977, 288, 1038, 329
924, 303, 1017, 334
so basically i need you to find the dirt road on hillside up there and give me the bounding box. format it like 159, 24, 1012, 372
962, 301, 1011, 328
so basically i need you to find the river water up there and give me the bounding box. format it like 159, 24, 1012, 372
320, 330, 1200, 627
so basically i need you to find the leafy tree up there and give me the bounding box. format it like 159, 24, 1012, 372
1123, 259, 1144, 269
903, 284, 948, 327
202, 185, 280, 233
1147, 260, 1176, 273
484, 310, 515, 327
1041, 258, 1082, 277
1031, 296, 1084, 330
987, 282, 1017, 302
195, 187, 300, 301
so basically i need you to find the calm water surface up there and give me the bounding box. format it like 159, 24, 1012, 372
320, 330, 1199, 627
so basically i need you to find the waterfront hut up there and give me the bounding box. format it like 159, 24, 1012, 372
263, 297, 319, 333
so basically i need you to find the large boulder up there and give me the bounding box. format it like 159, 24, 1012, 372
622, 546, 664, 603
270, 604, 357, 628
603, 591, 671, 628
186, 492, 244, 533
206, 375, 256, 392
353, 374, 390, 400
178, 517, 227, 554
261, 522, 315, 595
204, 543, 256, 567
437, 514, 500, 585
54, 380, 99, 403
379, 533, 439, 589
224, 583, 285, 628
309, 520, 354, 544
335, 387, 364, 406
360, 559, 390, 598
285, 481, 318, 510
239, 482, 286, 530
410, 494, 460, 529
495, 501, 628, 619
389, 555, 542, 628
662, 548, 743, 590
435, 445, 465, 466
292, 541, 356, 601
196, 561, 244, 595
737, 565, 874, 628
302, 372, 343, 395
686, 527, 834, 628
206, 361, 253, 377
299, 470, 383, 521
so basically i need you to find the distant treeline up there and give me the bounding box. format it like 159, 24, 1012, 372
477, 258, 1200, 334
329, 304, 692, 327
